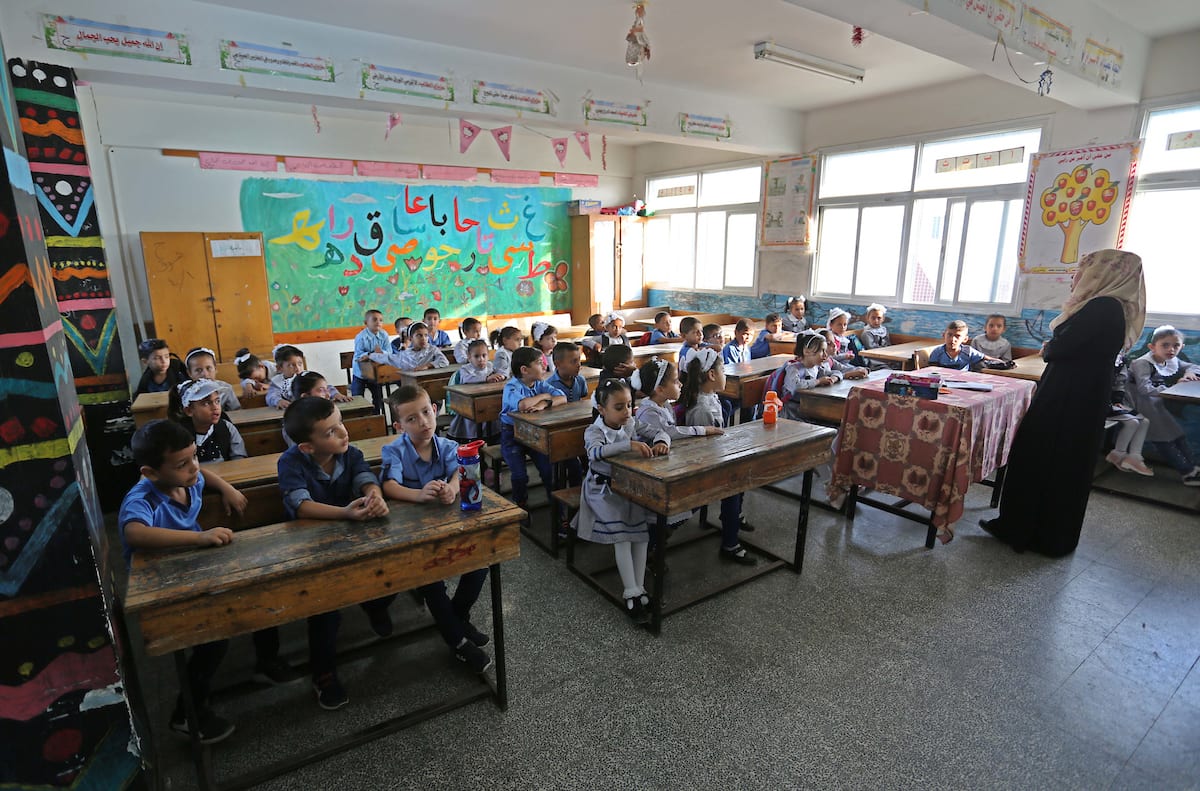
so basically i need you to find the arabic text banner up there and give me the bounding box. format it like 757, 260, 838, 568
239, 179, 573, 332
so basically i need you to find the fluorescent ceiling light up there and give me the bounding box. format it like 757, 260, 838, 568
754, 42, 865, 85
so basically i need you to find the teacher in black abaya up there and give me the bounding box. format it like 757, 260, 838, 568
981, 249, 1146, 557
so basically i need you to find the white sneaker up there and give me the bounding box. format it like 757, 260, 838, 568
1184, 467, 1200, 487
1119, 456, 1154, 476
1105, 450, 1126, 468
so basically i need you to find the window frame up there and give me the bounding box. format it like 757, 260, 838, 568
811, 117, 1051, 312
644, 159, 764, 295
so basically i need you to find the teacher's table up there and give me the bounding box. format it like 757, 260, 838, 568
831, 368, 1035, 547
859, 340, 939, 371
981, 355, 1047, 383
590, 419, 835, 634
230, 396, 373, 433
124, 487, 523, 791
720, 354, 793, 422
445, 367, 601, 425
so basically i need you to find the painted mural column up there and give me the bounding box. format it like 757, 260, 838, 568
0, 44, 139, 789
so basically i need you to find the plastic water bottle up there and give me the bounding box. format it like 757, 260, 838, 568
458, 440, 486, 512
763, 402, 778, 425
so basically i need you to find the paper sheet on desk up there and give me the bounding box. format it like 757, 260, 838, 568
944, 380, 994, 391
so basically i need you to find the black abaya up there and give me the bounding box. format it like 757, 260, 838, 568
987, 296, 1125, 556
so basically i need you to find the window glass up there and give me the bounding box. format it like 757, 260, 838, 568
694, 211, 727, 290
667, 213, 696, 289
700, 166, 761, 206
1124, 188, 1200, 315
724, 213, 757, 288
814, 207, 858, 293
853, 206, 904, 297
904, 198, 947, 303
820, 145, 915, 198
915, 128, 1042, 191
1140, 105, 1200, 175
647, 173, 698, 210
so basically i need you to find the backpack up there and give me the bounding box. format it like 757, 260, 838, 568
761, 359, 800, 408
633, 331, 653, 347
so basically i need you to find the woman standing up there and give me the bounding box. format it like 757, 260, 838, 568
981, 249, 1146, 557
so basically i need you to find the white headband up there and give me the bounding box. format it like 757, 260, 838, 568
177, 378, 222, 406
233, 352, 252, 365
827, 308, 850, 324
531, 321, 553, 341
605, 312, 623, 325
630, 358, 668, 393
692, 347, 719, 373
185, 347, 216, 364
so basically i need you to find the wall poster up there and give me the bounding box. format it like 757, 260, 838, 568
760, 156, 815, 247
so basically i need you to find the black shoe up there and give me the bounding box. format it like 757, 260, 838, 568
252, 657, 301, 685
719, 544, 757, 566
367, 607, 393, 638
313, 673, 348, 710
460, 620, 490, 647
169, 708, 235, 744
454, 640, 494, 673
979, 518, 1009, 542
624, 596, 649, 625
738, 515, 755, 533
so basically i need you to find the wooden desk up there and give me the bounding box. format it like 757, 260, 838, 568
205, 435, 393, 489
509, 400, 595, 464
860, 340, 940, 370
790, 368, 891, 425
445, 367, 600, 424
125, 487, 522, 791
400, 364, 462, 404
604, 419, 836, 633
1161, 380, 1200, 403
721, 354, 791, 406
629, 344, 680, 364
132, 391, 169, 427
982, 355, 1047, 383
230, 396, 373, 432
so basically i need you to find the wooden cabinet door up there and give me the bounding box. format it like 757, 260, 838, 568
139, 232, 218, 355
203, 233, 273, 362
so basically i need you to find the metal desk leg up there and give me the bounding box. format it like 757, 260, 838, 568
650, 514, 666, 636
489, 563, 507, 711
175, 650, 215, 791
925, 524, 937, 550
794, 469, 813, 572
550, 461, 564, 558
990, 465, 1007, 509
845, 485, 859, 520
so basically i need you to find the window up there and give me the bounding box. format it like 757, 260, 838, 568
1125, 101, 1200, 317
813, 125, 1043, 309
644, 164, 761, 292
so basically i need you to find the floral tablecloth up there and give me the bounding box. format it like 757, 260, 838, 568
831, 368, 1035, 534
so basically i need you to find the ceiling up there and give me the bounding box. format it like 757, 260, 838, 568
201, 0, 977, 111
1089, 0, 1200, 37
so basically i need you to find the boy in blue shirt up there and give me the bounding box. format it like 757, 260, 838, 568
119, 420, 247, 744
647, 311, 679, 344
547, 342, 588, 402
500, 346, 567, 508
423, 307, 454, 348
723, 320, 753, 366
380, 386, 494, 673
352, 309, 391, 414
277, 398, 391, 710
391, 316, 412, 353
750, 313, 787, 359
677, 317, 705, 366
928, 320, 1002, 371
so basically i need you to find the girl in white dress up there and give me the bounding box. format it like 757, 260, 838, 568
572, 379, 671, 622
447, 339, 505, 440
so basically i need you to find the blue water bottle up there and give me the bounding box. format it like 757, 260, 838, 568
458, 440, 485, 511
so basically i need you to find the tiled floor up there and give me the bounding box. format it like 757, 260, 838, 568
128, 473, 1200, 790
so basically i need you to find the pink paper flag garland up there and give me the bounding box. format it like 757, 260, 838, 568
384, 112, 403, 141
551, 137, 569, 167
491, 125, 513, 161
459, 119, 482, 154
574, 131, 591, 160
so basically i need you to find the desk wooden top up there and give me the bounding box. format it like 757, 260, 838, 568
720, 354, 791, 401
132, 391, 169, 414
445, 368, 600, 423
789, 369, 890, 424
629, 344, 680, 362
609, 419, 835, 514
510, 399, 596, 462
205, 435, 393, 489
982, 355, 1047, 382
125, 487, 523, 655
1161, 379, 1200, 403
231, 396, 372, 429
860, 340, 939, 364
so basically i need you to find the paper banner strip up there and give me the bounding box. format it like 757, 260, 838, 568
490, 169, 541, 185
356, 161, 420, 179
284, 156, 354, 175
198, 151, 278, 172
554, 173, 599, 188
422, 165, 478, 182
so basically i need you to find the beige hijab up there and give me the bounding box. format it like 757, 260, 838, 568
1050, 249, 1146, 351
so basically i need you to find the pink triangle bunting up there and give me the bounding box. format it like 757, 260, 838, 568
491, 125, 513, 161
551, 137, 569, 167
459, 119, 482, 154
574, 131, 591, 160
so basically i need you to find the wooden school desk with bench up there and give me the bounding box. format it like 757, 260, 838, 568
124, 487, 523, 791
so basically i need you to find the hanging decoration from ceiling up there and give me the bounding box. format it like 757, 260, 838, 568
384, 112, 402, 140
551, 137, 569, 167
574, 131, 591, 160
459, 118, 482, 153
625, 2, 651, 72
491, 125, 513, 161
310, 104, 321, 134
851, 26, 865, 47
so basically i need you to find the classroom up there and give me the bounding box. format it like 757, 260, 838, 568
1, 0, 1199, 788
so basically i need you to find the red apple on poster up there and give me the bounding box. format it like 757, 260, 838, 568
1059, 202, 1068, 211
1043, 194, 1056, 207
1069, 201, 1083, 216
1066, 187, 1076, 197
1102, 187, 1117, 202
1057, 176, 1068, 188
1086, 200, 1097, 211
1073, 168, 1089, 184
1094, 175, 1106, 187
1046, 210, 1057, 222
1096, 208, 1107, 219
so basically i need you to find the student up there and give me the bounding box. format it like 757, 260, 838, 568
453, 317, 484, 364
677, 317, 705, 365
446, 339, 503, 441
722, 320, 753, 366
1130, 325, 1200, 485
680, 348, 755, 565
391, 317, 413, 353
547, 341, 588, 403
585, 313, 605, 338
380, 386, 494, 672
530, 322, 559, 370
369, 322, 449, 371
778, 332, 844, 419
267, 345, 306, 409
282, 371, 337, 448
824, 308, 857, 365
1106, 353, 1153, 476
597, 344, 636, 390
969, 314, 1014, 362
351, 309, 391, 414
702, 323, 724, 355
749, 314, 786, 359
183, 347, 241, 414
647, 311, 679, 344
119, 419, 246, 743
499, 347, 566, 508
135, 338, 189, 396
233, 348, 275, 398
857, 304, 892, 370
781, 296, 808, 333
171, 379, 247, 463
489, 326, 523, 378
929, 320, 1001, 371
277, 397, 393, 710
818, 330, 870, 380
573, 379, 670, 623
600, 313, 630, 349
424, 308, 453, 348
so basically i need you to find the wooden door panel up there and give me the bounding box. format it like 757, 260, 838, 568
139, 231, 217, 355
203, 233, 273, 362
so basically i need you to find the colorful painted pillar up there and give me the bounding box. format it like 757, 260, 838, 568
0, 45, 140, 789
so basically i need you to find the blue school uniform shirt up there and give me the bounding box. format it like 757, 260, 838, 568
648, 329, 678, 344
380, 433, 459, 490
678, 342, 704, 366
353, 327, 392, 379
390, 334, 406, 353
547, 370, 588, 403
277, 444, 378, 519
429, 329, 453, 348
928, 344, 986, 371
749, 329, 775, 359
500, 378, 565, 426
118, 473, 207, 567
723, 341, 750, 366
